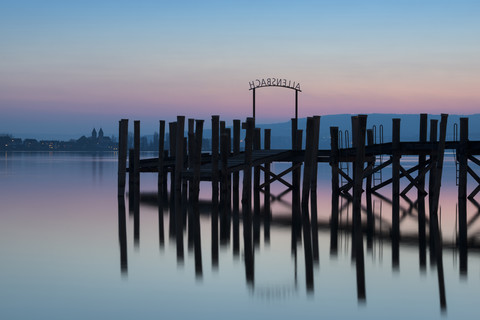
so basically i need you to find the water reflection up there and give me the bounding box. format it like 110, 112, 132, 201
115, 186, 472, 313
117, 196, 128, 276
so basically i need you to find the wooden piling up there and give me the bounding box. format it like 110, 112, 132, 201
242, 117, 255, 284
192, 119, 204, 277
330, 126, 340, 255
211, 115, 219, 268
430, 114, 448, 311
174, 116, 185, 262
253, 128, 261, 246
192, 120, 204, 204
253, 128, 261, 217
158, 120, 165, 245
117, 196, 128, 274
220, 128, 230, 245
418, 113, 428, 269
220, 129, 228, 216
458, 117, 468, 250
117, 119, 128, 196
309, 116, 321, 263
226, 128, 232, 214
352, 116, 367, 236
232, 119, 241, 256
291, 118, 301, 234
133, 120, 140, 246
352, 115, 367, 298
366, 128, 374, 248
128, 148, 134, 212
293, 129, 303, 245
392, 118, 401, 241
428, 118, 438, 262
187, 119, 195, 250
264, 128, 271, 244
169, 122, 177, 206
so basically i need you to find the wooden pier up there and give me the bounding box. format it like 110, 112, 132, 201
117, 114, 480, 258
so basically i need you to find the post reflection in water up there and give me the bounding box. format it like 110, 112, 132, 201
117, 196, 128, 276
117, 176, 480, 314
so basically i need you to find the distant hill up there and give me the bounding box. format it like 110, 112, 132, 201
153, 113, 480, 150
252, 113, 480, 149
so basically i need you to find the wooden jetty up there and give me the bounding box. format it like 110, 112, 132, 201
117, 114, 480, 257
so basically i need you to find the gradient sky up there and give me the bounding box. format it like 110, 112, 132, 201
1, 0, 479, 138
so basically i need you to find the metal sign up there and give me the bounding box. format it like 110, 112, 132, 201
249, 78, 301, 92
248, 78, 301, 120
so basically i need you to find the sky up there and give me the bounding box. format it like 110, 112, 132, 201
1, 0, 479, 139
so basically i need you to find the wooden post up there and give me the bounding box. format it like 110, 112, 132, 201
220, 128, 228, 216
220, 128, 230, 246
174, 116, 185, 262
428, 118, 438, 263
242, 118, 254, 218
293, 129, 303, 245
330, 126, 340, 255
192, 120, 204, 204
429, 114, 448, 310
253, 128, 261, 246
128, 148, 134, 213
182, 137, 188, 231
310, 117, 320, 263
352, 115, 367, 301
242, 117, 255, 284
264, 128, 271, 244
418, 113, 428, 269
301, 117, 315, 289
458, 118, 468, 250
352, 116, 366, 240
158, 120, 165, 246
187, 119, 195, 250
118, 119, 128, 196
366, 128, 374, 249
392, 118, 401, 241
192, 119, 204, 277
391, 118, 400, 269
253, 128, 261, 217
117, 196, 128, 274
133, 120, 140, 247
211, 115, 220, 268
232, 119, 241, 256
169, 122, 177, 206
187, 118, 195, 200
226, 128, 232, 215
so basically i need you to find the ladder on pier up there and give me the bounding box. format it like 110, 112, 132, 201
372, 125, 384, 187
339, 129, 350, 187
453, 122, 459, 186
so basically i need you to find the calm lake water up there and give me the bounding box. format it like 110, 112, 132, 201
1, 152, 479, 319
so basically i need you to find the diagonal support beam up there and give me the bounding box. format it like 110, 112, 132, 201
371, 158, 429, 192
399, 163, 430, 196
467, 165, 480, 184
468, 184, 480, 200
258, 163, 301, 189
468, 155, 480, 167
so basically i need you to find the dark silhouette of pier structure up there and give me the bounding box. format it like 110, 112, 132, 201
117, 113, 480, 310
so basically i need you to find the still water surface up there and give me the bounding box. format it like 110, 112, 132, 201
1, 152, 479, 319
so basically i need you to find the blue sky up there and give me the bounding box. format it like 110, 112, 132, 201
1, 0, 479, 138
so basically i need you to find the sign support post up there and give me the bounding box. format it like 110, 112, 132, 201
249, 77, 301, 122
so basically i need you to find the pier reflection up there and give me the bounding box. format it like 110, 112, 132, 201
115, 187, 480, 313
